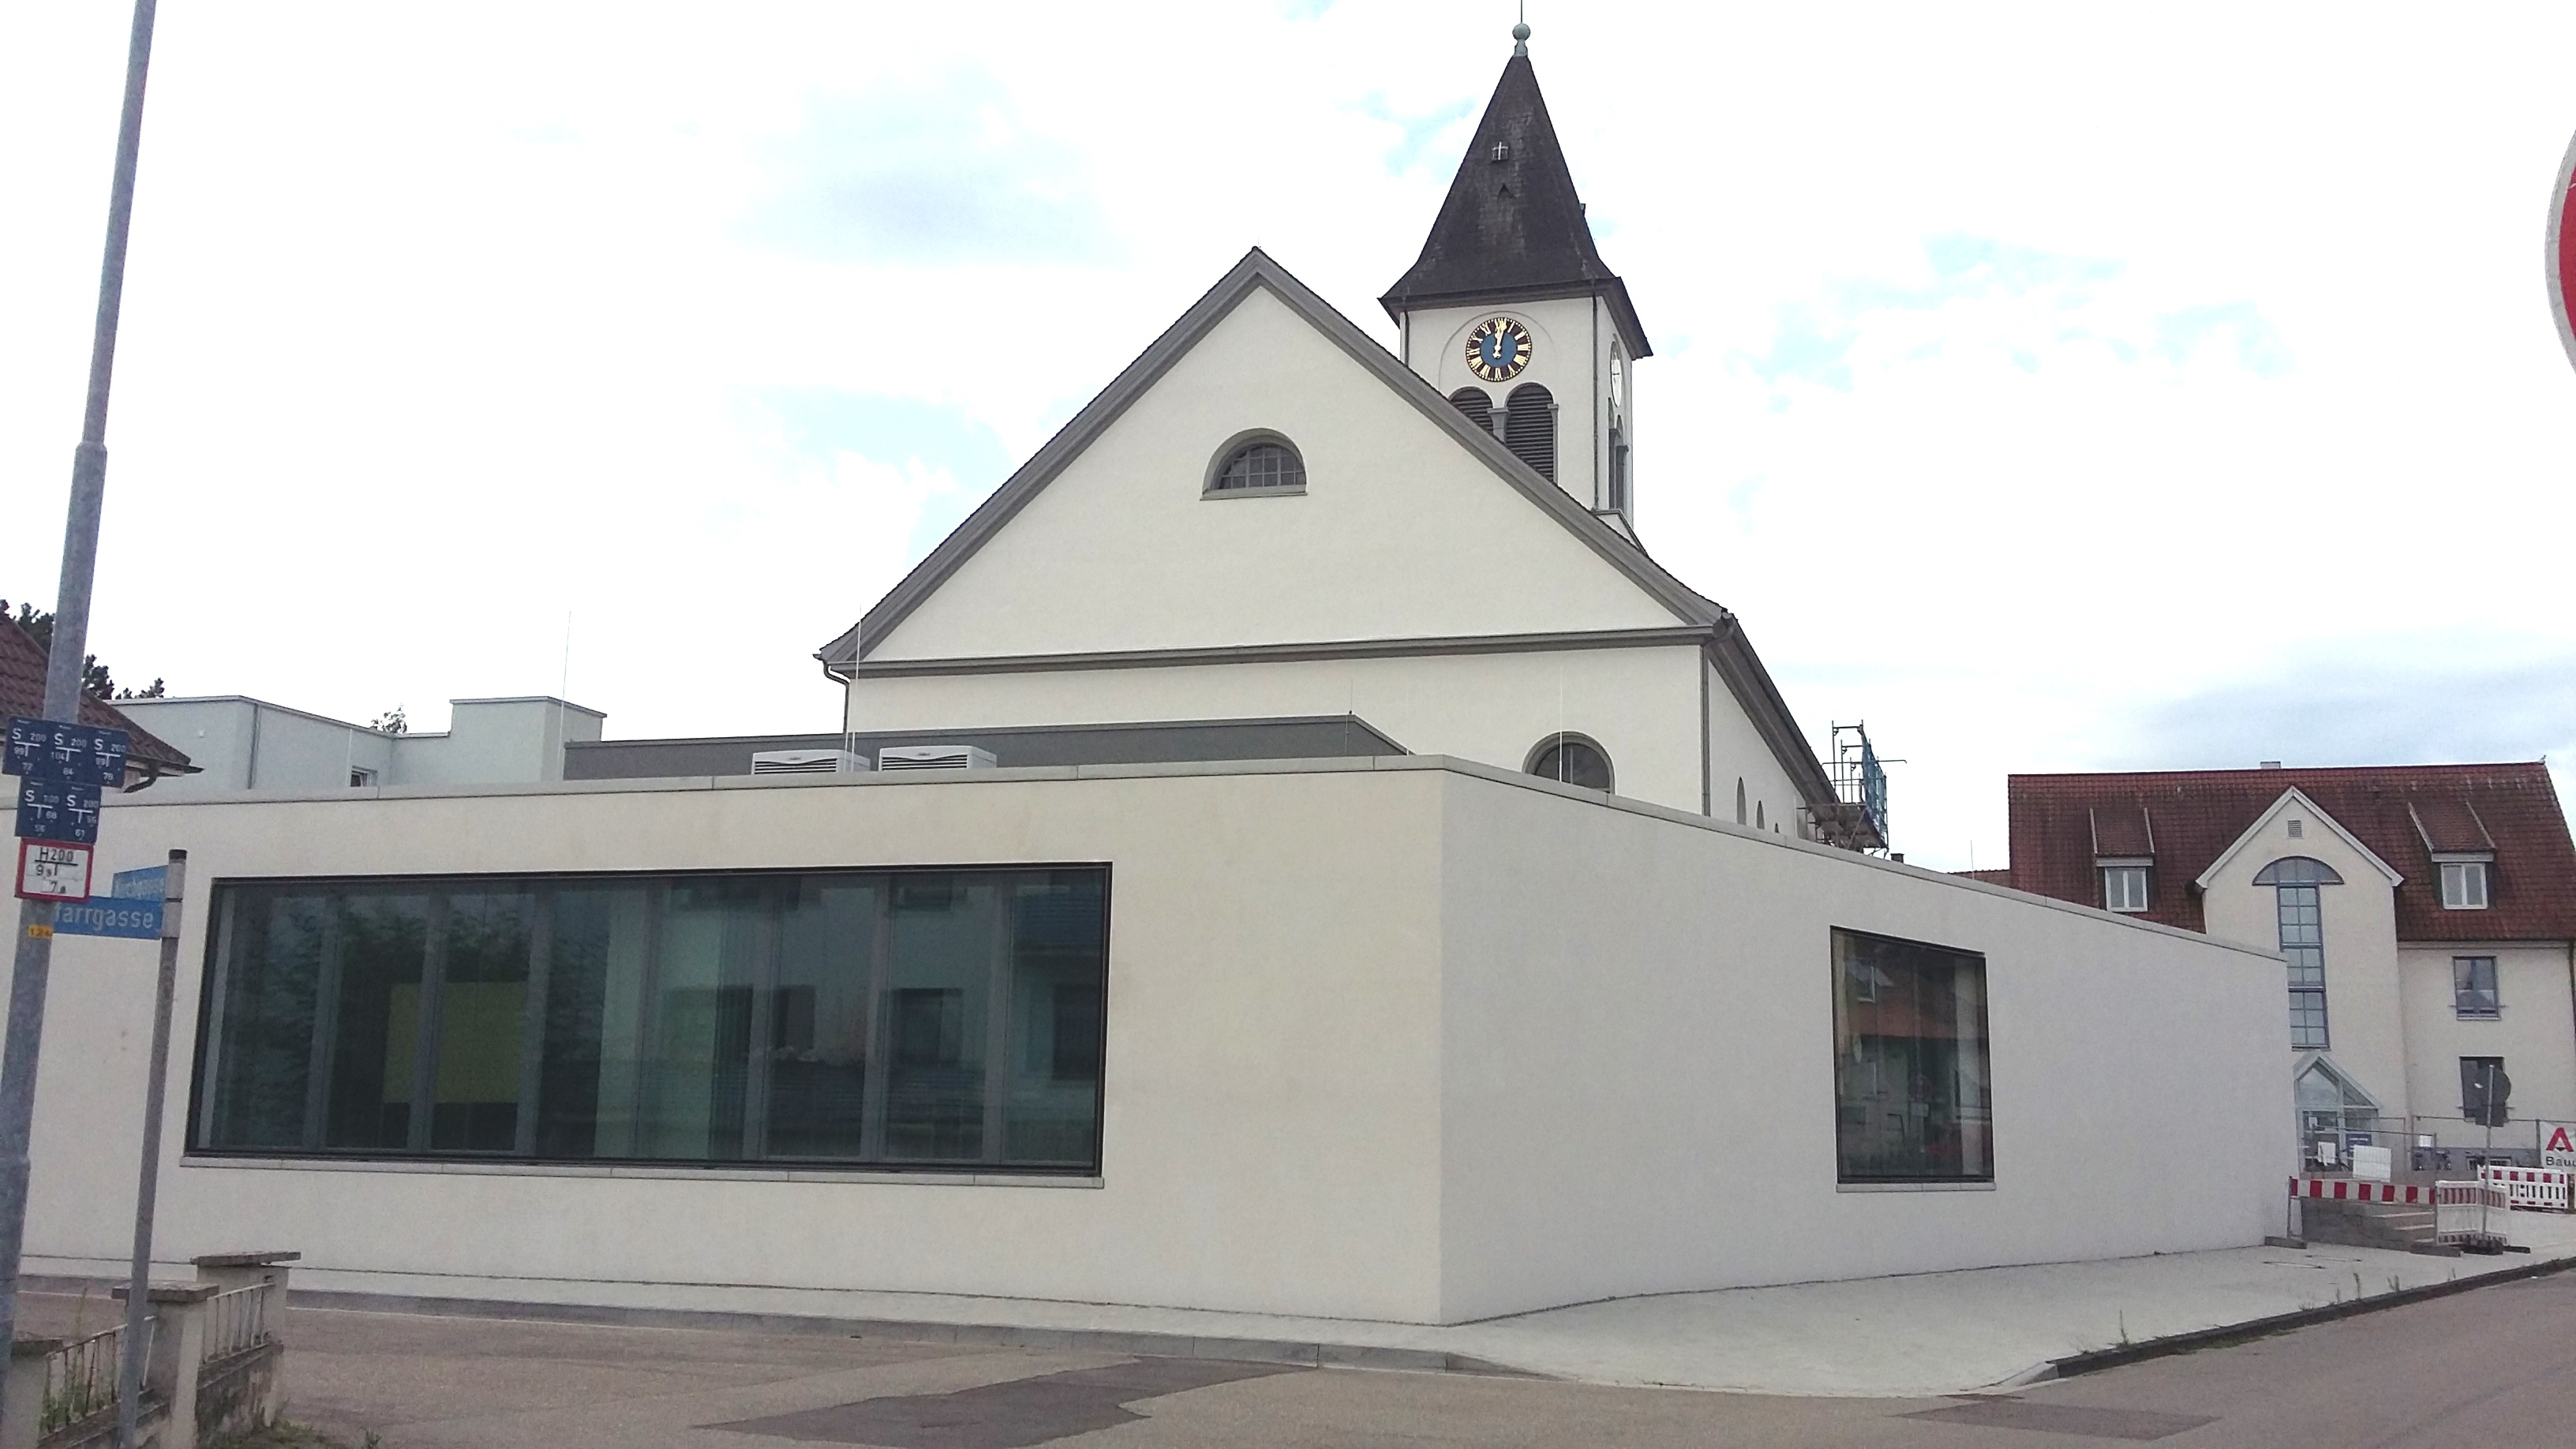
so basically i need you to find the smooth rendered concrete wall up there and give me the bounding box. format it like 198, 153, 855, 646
1703, 657, 1802, 837
1436, 769, 2292, 1322
2199, 798, 2409, 1114
2398, 942, 2576, 1129
49, 766, 1450, 1322
845, 645, 1710, 818
866, 284, 1676, 665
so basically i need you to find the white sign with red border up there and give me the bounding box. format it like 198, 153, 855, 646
15, 840, 92, 903
2545, 1125, 2574, 1171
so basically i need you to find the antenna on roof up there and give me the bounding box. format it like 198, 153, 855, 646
1513, 2, 1530, 57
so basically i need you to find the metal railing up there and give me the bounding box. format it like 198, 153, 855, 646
204, 1285, 270, 1361
43, 1321, 149, 1435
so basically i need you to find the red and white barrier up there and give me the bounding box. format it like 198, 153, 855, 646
2478, 1165, 2573, 1212
2290, 1178, 2431, 1204
2437, 1180, 2513, 1246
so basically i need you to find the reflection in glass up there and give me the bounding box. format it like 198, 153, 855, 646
193, 867, 1106, 1173
1831, 929, 1993, 1183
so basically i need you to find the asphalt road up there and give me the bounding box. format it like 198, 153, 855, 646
26, 1267, 2576, 1445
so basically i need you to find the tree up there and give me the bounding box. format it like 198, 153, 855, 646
1, 597, 159, 702
369, 707, 408, 736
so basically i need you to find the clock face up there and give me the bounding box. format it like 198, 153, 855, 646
1465, 316, 1534, 383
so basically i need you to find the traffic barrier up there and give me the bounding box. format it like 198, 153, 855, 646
2290, 1177, 2431, 1204
2477, 1165, 2573, 1211
2436, 1180, 2512, 1248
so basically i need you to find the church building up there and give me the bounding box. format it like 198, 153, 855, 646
31, 32, 2289, 1331
811, 39, 1866, 848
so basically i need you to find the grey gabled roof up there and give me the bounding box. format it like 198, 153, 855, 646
811, 246, 1835, 814
816, 246, 1714, 671
1379, 52, 1648, 358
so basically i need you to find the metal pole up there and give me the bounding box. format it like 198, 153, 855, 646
114, 852, 182, 1449
0, 0, 160, 1425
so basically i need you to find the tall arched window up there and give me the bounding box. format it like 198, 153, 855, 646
1504, 383, 1556, 481
1448, 387, 1494, 435
1735, 777, 1747, 826
1526, 733, 1612, 792
1206, 434, 1305, 495
2254, 856, 2342, 1049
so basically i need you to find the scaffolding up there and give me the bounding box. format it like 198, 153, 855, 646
1816, 722, 1892, 854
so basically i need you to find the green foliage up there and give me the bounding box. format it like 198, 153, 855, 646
368, 707, 408, 736
2, 597, 163, 699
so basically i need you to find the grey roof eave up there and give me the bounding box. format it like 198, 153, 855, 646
1705, 615, 1837, 811
816, 247, 1717, 674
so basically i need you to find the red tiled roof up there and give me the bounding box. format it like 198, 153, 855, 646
0, 620, 190, 784
1954, 868, 2016, 888
2002, 763, 2576, 942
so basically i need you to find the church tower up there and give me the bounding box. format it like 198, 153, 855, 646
1382, 23, 1649, 534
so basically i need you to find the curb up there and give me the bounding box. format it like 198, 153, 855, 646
277, 1287, 1539, 1379
2042, 1252, 2576, 1381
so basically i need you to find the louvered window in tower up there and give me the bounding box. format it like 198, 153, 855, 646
1504, 383, 1556, 481
1448, 387, 1495, 435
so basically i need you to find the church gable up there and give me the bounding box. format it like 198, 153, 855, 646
828, 251, 1711, 669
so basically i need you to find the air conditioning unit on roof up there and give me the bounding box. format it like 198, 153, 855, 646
877, 744, 998, 772
751, 749, 870, 776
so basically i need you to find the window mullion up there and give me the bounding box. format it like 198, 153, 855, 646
301, 898, 345, 1150
513, 889, 555, 1156
858, 881, 895, 1163
406, 894, 450, 1151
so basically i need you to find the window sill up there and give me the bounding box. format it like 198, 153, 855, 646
1200, 485, 1305, 500
1835, 1179, 1998, 1194
180, 1155, 1103, 1189
2454, 1013, 2503, 1022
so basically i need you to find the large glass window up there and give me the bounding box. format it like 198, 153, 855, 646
1831, 929, 1993, 1184
192, 867, 1109, 1174
2277, 884, 2327, 1050
2454, 956, 2501, 1020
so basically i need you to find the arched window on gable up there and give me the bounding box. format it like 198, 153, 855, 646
1526, 733, 1612, 792
1735, 778, 1747, 826
2254, 856, 2342, 1049
1504, 383, 1556, 481
1205, 434, 1306, 495
1449, 387, 1495, 436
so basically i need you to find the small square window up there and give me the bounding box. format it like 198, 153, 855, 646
2453, 956, 2499, 1019
2102, 865, 2150, 913
349, 768, 376, 788
2286, 819, 2304, 839
2439, 861, 2491, 910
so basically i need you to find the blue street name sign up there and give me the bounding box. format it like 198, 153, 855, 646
111, 865, 167, 900
3, 717, 128, 788
14, 777, 102, 844
51, 897, 160, 940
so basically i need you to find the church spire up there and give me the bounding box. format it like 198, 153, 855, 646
1378, 36, 1647, 356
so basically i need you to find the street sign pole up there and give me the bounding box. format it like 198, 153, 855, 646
0, 0, 160, 1421
114, 851, 182, 1449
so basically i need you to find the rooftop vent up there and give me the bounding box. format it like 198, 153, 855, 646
878, 745, 999, 773
2260, 760, 2283, 769
751, 749, 869, 776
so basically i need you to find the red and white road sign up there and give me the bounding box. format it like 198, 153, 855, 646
2545, 1125, 2574, 1171
15, 839, 92, 902
2552, 129, 2576, 373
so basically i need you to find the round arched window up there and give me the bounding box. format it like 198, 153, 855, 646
1207, 436, 1305, 493
1526, 733, 1612, 792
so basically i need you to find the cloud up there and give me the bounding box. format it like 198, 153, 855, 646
1355, 92, 1475, 174
1736, 233, 2289, 392
2108, 642, 2576, 771
743, 70, 1121, 266
746, 389, 1012, 558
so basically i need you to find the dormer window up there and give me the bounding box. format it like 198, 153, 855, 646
2439, 859, 2492, 910
2100, 864, 2150, 913
1205, 435, 1305, 496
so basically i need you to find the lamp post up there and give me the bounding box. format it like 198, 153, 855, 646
0, 0, 161, 1425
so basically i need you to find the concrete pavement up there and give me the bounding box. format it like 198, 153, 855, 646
54, 1208, 2551, 1398
28, 1265, 2576, 1447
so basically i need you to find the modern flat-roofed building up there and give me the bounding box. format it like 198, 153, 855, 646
1985, 762, 2576, 1166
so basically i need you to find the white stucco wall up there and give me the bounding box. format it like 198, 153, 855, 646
39, 760, 2285, 1325
867, 284, 1677, 666
1705, 657, 1803, 835
2398, 942, 2576, 1132
118, 696, 600, 799
1436, 771, 2290, 1320
845, 643, 1710, 817
2197, 797, 2410, 1115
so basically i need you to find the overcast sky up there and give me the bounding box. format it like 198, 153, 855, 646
4, 2, 2573, 869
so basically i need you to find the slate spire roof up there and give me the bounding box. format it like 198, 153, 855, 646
1380, 48, 1649, 355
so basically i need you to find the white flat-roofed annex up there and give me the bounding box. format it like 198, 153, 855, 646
52, 754, 2290, 1326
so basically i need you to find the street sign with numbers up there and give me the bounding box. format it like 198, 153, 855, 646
3, 717, 127, 789
15, 840, 91, 902
14, 777, 101, 844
